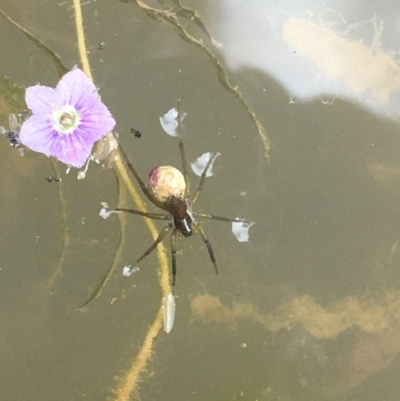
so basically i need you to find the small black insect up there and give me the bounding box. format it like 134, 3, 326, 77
130, 128, 142, 138
98, 41, 105, 50
45, 176, 61, 183
0, 113, 24, 155
5, 132, 20, 148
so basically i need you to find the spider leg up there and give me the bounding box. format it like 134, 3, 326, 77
114, 208, 169, 220
177, 100, 190, 197
191, 152, 219, 205
195, 213, 246, 223
136, 224, 171, 263
170, 227, 178, 286
193, 222, 219, 275
118, 143, 166, 210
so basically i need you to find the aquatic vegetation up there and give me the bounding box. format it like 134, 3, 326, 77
19, 68, 115, 168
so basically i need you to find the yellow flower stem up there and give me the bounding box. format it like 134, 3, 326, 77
114, 157, 171, 296
72, 0, 92, 81
72, 0, 171, 399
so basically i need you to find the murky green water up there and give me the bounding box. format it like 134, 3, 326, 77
1, 1, 400, 400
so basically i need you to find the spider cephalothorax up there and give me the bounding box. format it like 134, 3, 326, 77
164, 195, 193, 238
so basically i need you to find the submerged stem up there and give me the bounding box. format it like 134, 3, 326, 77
72, 0, 92, 80
72, 1, 170, 399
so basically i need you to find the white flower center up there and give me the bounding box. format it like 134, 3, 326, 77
52, 105, 80, 134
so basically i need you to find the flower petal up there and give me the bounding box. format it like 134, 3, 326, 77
25, 86, 57, 115
21, 67, 116, 168
20, 116, 93, 168
57, 69, 116, 141
78, 102, 116, 143
49, 131, 94, 168
56, 69, 99, 110
19, 114, 56, 156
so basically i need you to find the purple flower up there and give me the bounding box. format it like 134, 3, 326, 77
19, 68, 116, 168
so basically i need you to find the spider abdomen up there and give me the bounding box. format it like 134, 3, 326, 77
148, 165, 186, 203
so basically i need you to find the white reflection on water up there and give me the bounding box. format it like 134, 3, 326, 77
190, 151, 220, 177
216, 0, 400, 118
163, 292, 176, 334
159, 107, 187, 137
122, 265, 140, 277
231, 220, 255, 242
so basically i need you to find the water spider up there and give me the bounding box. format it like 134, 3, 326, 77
105, 114, 245, 286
